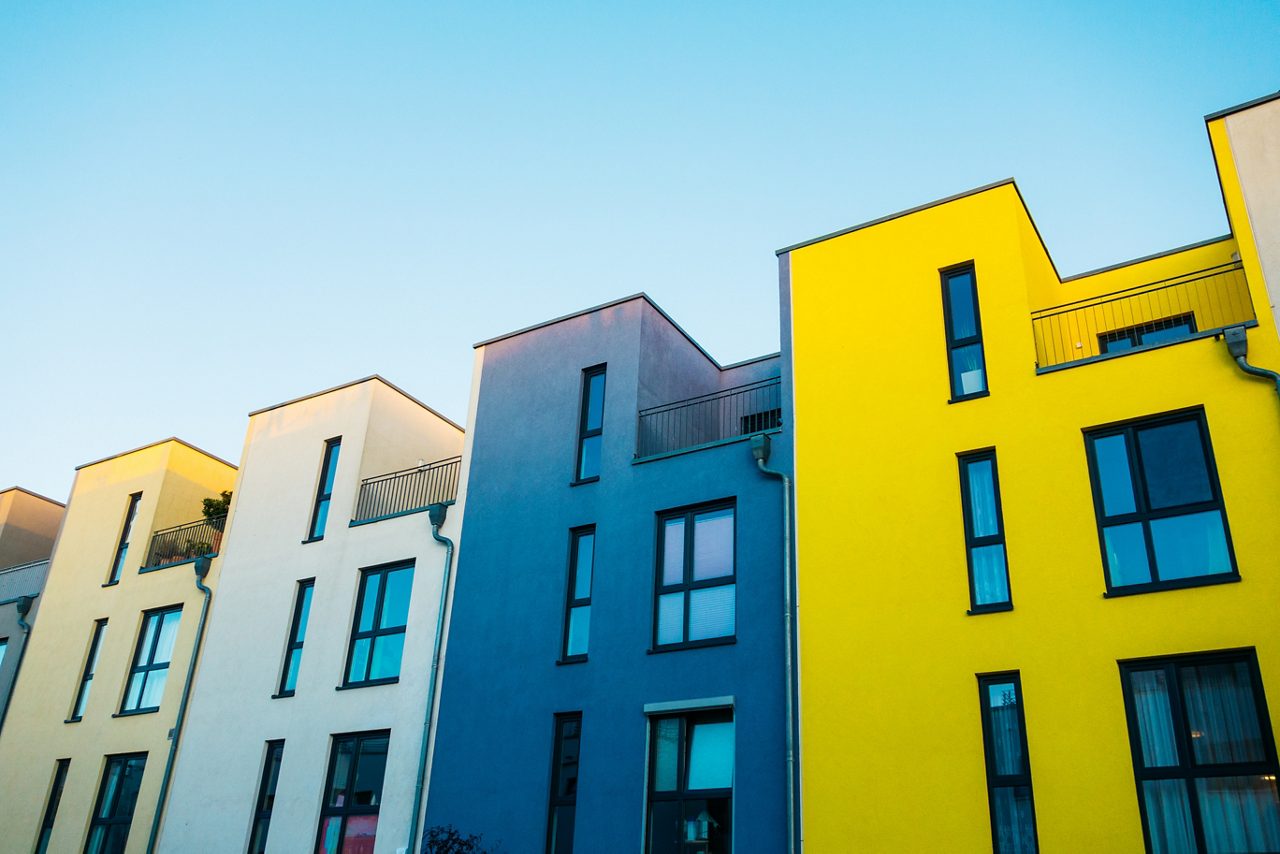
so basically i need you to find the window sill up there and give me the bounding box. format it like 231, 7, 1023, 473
948, 390, 990, 404
569, 476, 599, 487
300, 535, 325, 545
336, 678, 399, 691
113, 707, 159, 718
101, 580, 120, 588
648, 636, 736, 655
967, 602, 1014, 616
270, 691, 295, 700
556, 656, 588, 666
1103, 573, 1241, 598
65, 716, 82, 724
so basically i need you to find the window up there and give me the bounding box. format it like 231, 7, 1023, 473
1100, 313, 1197, 354
561, 529, 594, 662
1084, 409, 1236, 595
942, 265, 988, 400
546, 714, 582, 854
70, 619, 108, 721
248, 740, 284, 854
35, 758, 70, 854
85, 753, 146, 854
654, 504, 735, 650
959, 450, 1012, 612
121, 607, 182, 714
106, 493, 142, 584
647, 710, 734, 854
308, 438, 342, 541
575, 366, 606, 482
1119, 650, 1280, 853
316, 731, 389, 854
277, 580, 314, 696
0, 637, 7, 671
344, 563, 413, 686
978, 673, 1039, 853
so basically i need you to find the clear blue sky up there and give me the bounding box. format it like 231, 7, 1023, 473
3, 1, 1278, 501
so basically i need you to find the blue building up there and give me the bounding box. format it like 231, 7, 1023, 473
426, 295, 793, 854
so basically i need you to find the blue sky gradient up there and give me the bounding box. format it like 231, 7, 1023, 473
2, 1, 1278, 499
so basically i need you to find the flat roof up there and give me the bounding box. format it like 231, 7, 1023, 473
0, 486, 65, 507
1204, 90, 1280, 122
76, 437, 238, 472
248, 375, 464, 432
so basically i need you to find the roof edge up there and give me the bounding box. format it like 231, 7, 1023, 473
1204, 91, 1280, 123
1061, 234, 1235, 282
0, 558, 51, 575
0, 486, 66, 507
76, 437, 238, 472
248, 375, 464, 432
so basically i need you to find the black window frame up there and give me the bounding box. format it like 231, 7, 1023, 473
645, 708, 734, 854
560, 528, 595, 663
105, 492, 142, 585
247, 739, 284, 854
977, 672, 1040, 853
85, 752, 147, 854
306, 437, 342, 543
275, 579, 315, 698
958, 449, 1013, 614
35, 758, 70, 854
1099, 312, 1197, 354
1083, 407, 1238, 597
1118, 648, 1280, 854
315, 730, 389, 854
342, 561, 414, 688
652, 500, 737, 652
69, 618, 108, 722
545, 712, 582, 854
119, 606, 182, 715
941, 263, 990, 403
573, 365, 606, 484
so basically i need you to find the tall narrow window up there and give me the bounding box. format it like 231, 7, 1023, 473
575, 366, 606, 482
647, 710, 734, 853
978, 673, 1038, 853
35, 758, 70, 854
0, 637, 7, 670
546, 714, 582, 854
1120, 650, 1280, 853
1084, 409, 1235, 595
942, 265, 988, 400
308, 438, 342, 541
959, 450, 1012, 612
121, 607, 182, 714
316, 731, 389, 854
277, 580, 314, 696
70, 619, 108, 721
561, 529, 594, 661
344, 563, 414, 687
248, 740, 285, 854
106, 492, 142, 584
86, 753, 147, 854
654, 503, 735, 650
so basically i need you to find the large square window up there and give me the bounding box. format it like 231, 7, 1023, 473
654, 504, 735, 650
316, 731, 388, 854
121, 607, 181, 714
647, 710, 733, 854
344, 563, 413, 686
86, 753, 146, 854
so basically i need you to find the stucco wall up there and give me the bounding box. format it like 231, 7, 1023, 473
0, 488, 65, 570
1225, 98, 1280, 332
0, 559, 49, 736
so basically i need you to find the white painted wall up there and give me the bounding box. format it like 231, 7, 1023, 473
1226, 98, 1280, 332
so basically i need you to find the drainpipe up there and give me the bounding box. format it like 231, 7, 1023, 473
0, 594, 37, 735
750, 433, 797, 854
145, 555, 213, 854
406, 501, 455, 854
1224, 325, 1280, 403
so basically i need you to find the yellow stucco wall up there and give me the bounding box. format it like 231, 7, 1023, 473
0, 440, 236, 854
788, 123, 1280, 851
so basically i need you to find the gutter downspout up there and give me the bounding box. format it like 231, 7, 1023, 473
406, 501, 455, 854
145, 555, 213, 854
751, 433, 797, 854
1224, 325, 1280, 403
0, 594, 37, 735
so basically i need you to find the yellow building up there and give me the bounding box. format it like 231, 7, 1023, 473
782, 94, 1280, 852
0, 438, 236, 854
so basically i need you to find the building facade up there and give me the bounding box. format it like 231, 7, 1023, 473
425, 296, 793, 853
0, 439, 236, 854
783, 96, 1280, 852
0, 486, 65, 570
160, 377, 465, 854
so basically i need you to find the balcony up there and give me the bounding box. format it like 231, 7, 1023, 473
636, 377, 782, 459
142, 515, 226, 570
351, 455, 462, 525
1032, 261, 1255, 371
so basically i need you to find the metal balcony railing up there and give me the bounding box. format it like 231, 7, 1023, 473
637, 377, 782, 458
352, 456, 462, 524
143, 516, 226, 569
1032, 261, 1254, 370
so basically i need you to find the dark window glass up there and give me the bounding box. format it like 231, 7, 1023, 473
35, 758, 70, 854
1084, 410, 1235, 594
71, 619, 108, 720
575, 367, 606, 482
942, 266, 988, 400
278, 580, 314, 696
978, 673, 1038, 853
309, 438, 342, 540
1120, 650, 1280, 853
85, 753, 146, 854
562, 529, 594, 661
959, 450, 1012, 611
121, 607, 182, 714
345, 564, 413, 686
546, 714, 582, 854
647, 711, 733, 854
655, 504, 735, 649
107, 493, 142, 584
0, 638, 6, 671
1099, 313, 1197, 354
248, 740, 284, 854
316, 731, 388, 854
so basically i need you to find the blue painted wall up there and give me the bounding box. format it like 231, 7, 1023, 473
426, 296, 789, 853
